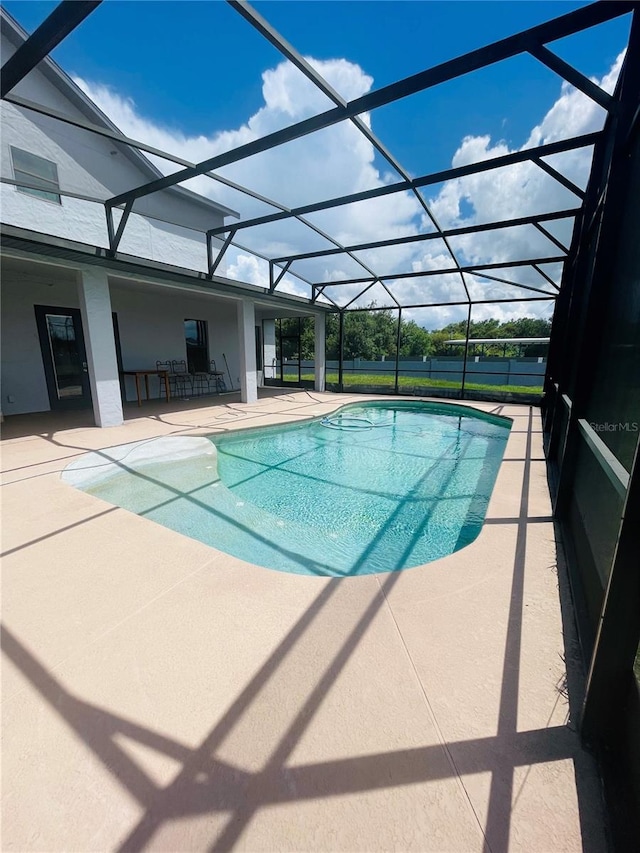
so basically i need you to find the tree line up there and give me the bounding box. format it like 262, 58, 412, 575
279, 310, 551, 361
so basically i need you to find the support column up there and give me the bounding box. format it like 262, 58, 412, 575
237, 298, 258, 403
77, 267, 123, 427
338, 311, 344, 392
314, 312, 326, 392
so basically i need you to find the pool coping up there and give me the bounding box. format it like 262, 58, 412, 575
60, 398, 515, 577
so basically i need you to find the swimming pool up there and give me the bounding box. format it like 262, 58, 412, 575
64, 401, 511, 576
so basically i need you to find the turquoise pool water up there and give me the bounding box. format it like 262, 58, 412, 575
79, 401, 511, 576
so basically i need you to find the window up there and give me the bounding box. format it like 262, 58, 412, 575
11, 146, 61, 204
184, 319, 208, 373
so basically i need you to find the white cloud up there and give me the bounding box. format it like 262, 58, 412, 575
73, 49, 625, 328
225, 252, 268, 287
432, 53, 624, 233
224, 249, 311, 299
406, 49, 626, 326
74, 56, 418, 283
526, 51, 623, 146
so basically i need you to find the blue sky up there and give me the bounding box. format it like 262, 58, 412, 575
5, 1, 629, 172
3, 1, 633, 323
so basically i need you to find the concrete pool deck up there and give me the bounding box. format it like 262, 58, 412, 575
1, 389, 606, 851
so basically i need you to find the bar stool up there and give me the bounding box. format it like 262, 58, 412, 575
155, 361, 174, 399
207, 360, 227, 394
191, 370, 208, 396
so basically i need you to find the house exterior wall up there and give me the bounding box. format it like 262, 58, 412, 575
109, 284, 241, 400
0, 19, 322, 423
0, 267, 79, 414
1, 267, 242, 415
0, 31, 228, 274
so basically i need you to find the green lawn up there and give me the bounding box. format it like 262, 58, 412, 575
324, 372, 542, 395
277, 371, 542, 395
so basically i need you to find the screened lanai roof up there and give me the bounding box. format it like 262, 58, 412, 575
1, 0, 637, 323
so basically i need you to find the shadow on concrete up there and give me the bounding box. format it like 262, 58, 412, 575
0, 388, 324, 442
0, 406, 606, 851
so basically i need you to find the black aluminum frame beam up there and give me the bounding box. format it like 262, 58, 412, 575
228, 0, 468, 304
532, 263, 562, 290
313, 256, 565, 288
321, 267, 557, 304
2, 103, 567, 301
105, 200, 132, 256
209, 215, 382, 294
528, 43, 615, 110
3, 0, 627, 324
5, 93, 206, 166
533, 221, 570, 254
2, 104, 361, 294
532, 157, 586, 199
341, 296, 555, 312
1, 172, 317, 292
208, 230, 235, 277
207, 134, 599, 237
342, 279, 395, 311
269, 260, 292, 293
227, 235, 316, 291
468, 271, 559, 296
5, 91, 276, 212
229, 0, 406, 181
272, 208, 578, 264
106, 1, 632, 209
1, 1, 102, 98
2, 98, 379, 284
314, 288, 341, 310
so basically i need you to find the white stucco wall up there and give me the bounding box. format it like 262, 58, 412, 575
0, 184, 212, 273
0, 31, 228, 273
110, 284, 241, 401
1, 265, 242, 414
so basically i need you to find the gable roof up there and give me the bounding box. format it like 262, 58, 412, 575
0, 7, 239, 220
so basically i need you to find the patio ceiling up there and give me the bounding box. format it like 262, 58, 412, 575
1, 0, 636, 313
